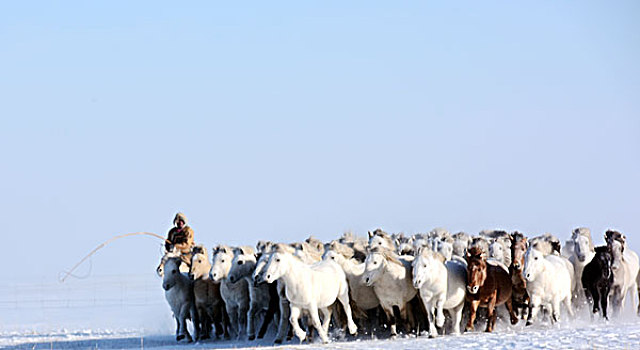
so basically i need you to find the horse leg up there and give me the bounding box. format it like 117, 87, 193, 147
563, 294, 575, 319
382, 306, 397, 337
505, 297, 518, 325
320, 307, 332, 335
485, 291, 498, 332
526, 295, 541, 326
451, 302, 464, 335
247, 303, 257, 340
175, 316, 181, 341
336, 287, 358, 335
600, 286, 610, 320
423, 299, 437, 337
237, 306, 248, 339
308, 305, 328, 343
190, 303, 200, 341
289, 305, 306, 342
258, 286, 280, 339
551, 298, 562, 324
274, 297, 290, 343
466, 300, 480, 332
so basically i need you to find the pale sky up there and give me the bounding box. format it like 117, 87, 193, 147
1, 1, 639, 280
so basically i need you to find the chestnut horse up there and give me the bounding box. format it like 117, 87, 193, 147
466, 246, 518, 332
509, 232, 529, 319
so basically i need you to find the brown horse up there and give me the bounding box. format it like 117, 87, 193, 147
466, 246, 518, 332
509, 232, 529, 319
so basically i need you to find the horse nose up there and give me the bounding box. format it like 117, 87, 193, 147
514, 263, 520, 269
526, 273, 530, 279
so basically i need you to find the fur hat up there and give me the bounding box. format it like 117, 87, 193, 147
174, 212, 187, 225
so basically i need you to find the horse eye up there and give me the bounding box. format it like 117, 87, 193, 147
221, 259, 225, 263
238, 261, 244, 265
276, 258, 281, 262
423, 264, 427, 268
172, 270, 177, 274
534, 257, 538, 260
198, 259, 202, 263
374, 261, 378, 265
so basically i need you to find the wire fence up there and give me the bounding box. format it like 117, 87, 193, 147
0, 273, 170, 332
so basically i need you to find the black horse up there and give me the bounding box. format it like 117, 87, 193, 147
581, 245, 614, 319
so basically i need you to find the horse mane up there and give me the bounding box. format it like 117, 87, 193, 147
234, 245, 255, 256
275, 243, 296, 254
214, 244, 233, 255
328, 240, 355, 259
572, 227, 595, 251
369, 245, 404, 267
480, 229, 509, 240
594, 245, 610, 254
467, 246, 486, 261
192, 244, 207, 256
530, 233, 561, 255
510, 231, 526, 243
470, 236, 490, 253
605, 230, 626, 246
419, 247, 446, 263
305, 236, 325, 252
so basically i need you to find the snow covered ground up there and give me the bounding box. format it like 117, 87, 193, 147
2, 319, 640, 349
2, 273, 639, 349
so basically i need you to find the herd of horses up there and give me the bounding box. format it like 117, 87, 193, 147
155, 227, 640, 344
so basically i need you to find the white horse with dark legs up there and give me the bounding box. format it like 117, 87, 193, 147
605, 230, 639, 315
162, 257, 200, 342
566, 228, 596, 303
228, 246, 272, 341
254, 247, 294, 344
412, 249, 466, 337
210, 245, 250, 339
523, 248, 575, 325
363, 246, 417, 337
264, 244, 357, 343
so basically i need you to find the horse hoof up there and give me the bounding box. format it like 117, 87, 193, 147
176, 335, 185, 341
274, 339, 283, 344
511, 317, 519, 325
248, 335, 255, 341
526, 321, 532, 326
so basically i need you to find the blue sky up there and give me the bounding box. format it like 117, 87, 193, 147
1, 1, 639, 279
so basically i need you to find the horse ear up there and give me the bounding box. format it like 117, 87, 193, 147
368, 231, 373, 239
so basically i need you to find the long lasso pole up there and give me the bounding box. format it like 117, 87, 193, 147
59, 232, 170, 283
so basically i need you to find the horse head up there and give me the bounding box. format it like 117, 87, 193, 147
210, 245, 233, 282
466, 246, 487, 294
228, 246, 257, 283
162, 257, 182, 291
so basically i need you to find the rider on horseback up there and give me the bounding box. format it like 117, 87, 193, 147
166, 212, 195, 266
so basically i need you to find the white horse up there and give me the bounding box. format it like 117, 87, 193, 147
162, 257, 200, 342
566, 228, 596, 302
363, 246, 417, 336
412, 249, 466, 337
323, 250, 380, 312
210, 245, 250, 339
228, 246, 272, 340
606, 234, 639, 315
264, 244, 357, 343
523, 247, 574, 325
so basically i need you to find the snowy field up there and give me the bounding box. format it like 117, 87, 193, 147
2, 273, 639, 350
